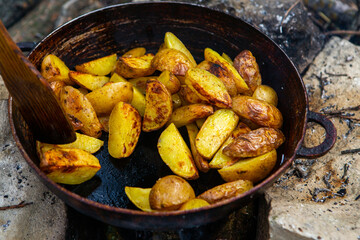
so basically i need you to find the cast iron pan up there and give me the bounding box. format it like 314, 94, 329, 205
9, 2, 336, 230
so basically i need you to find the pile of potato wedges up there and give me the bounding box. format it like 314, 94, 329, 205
37, 32, 285, 212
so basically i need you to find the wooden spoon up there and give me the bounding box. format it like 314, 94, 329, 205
0, 21, 76, 144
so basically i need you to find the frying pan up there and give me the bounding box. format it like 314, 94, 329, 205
8, 2, 336, 230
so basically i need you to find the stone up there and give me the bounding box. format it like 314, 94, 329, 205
263, 37, 360, 239
0, 0, 41, 28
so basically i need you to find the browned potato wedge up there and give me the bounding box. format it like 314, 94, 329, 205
98, 115, 109, 132
128, 76, 157, 95
233, 50, 262, 95
75, 54, 117, 76
152, 48, 195, 76
197, 179, 253, 204
169, 104, 213, 128
232, 95, 283, 129
85, 82, 133, 115
197, 60, 237, 97
179, 198, 210, 210
221, 52, 233, 65
185, 68, 232, 108
171, 93, 182, 109
195, 109, 239, 159
125, 187, 152, 212
149, 175, 195, 211
252, 85, 278, 106
122, 47, 146, 57
219, 150, 277, 183
108, 102, 141, 159
49, 81, 66, 99
60, 86, 102, 138
41, 54, 73, 85
142, 80, 173, 132
164, 32, 197, 67
157, 123, 199, 180
186, 123, 210, 173
179, 85, 209, 105
157, 70, 181, 94
223, 127, 285, 158
115, 53, 155, 78
204, 48, 249, 94
69, 71, 109, 91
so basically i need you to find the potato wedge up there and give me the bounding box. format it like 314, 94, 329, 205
195, 109, 239, 159
109, 72, 127, 83
75, 54, 117, 76
223, 127, 285, 158
142, 80, 173, 132
197, 179, 253, 204
169, 104, 214, 128
219, 150, 277, 183
171, 93, 182, 109
69, 71, 109, 91
179, 85, 209, 105
164, 32, 197, 67
60, 86, 102, 138
157, 123, 199, 180
185, 68, 232, 108
179, 198, 210, 210
122, 47, 146, 57
204, 48, 249, 94
125, 187, 152, 212
221, 52, 233, 65
157, 70, 181, 94
41, 54, 73, 85
49, 81, 66, 99
108, 102, 141, 159
195, 118, 206, 129
128, 76, 157, 95
115, 53, 155, 78
232, 95, 283, 129
85, 82, 133, 115
98, 115, 109, 132
252, 85, 278, 106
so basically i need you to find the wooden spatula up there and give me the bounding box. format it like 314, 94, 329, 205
0, 21, 76, 144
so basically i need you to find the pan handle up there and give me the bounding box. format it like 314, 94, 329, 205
17, 42, 36, 52
296, 111, 337, 158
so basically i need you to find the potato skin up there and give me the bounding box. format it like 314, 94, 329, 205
115, 54, 155, 78
252, 85, 278, 106
169, 104, 214, 128
149, 175, 195, 211
75, 54, 117, 76
41, 54, 73, 85
179, 85, 209, 105
222, 127, 285, 158
179, 198, 210, 210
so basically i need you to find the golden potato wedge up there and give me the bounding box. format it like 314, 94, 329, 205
77, 87, 89, 95
223, 127, 285, 158
176, 75, 186, 85
164, 32, 197, 67
122, 47, 146, 57
85, 82, 133, 115
69, 71, 109, 91
186, 123, 210, 173
232, 95, 283, 129
179, 198, 210, 210
197, 179, 253, 204
219, 150, 277, 183
252, 85, 278, 106
41, 54, 73, 85
49, 81, 66, 99
109, 72, 127, 83
128, 76, 157, 95
125, 187, 152, 212
108, 102, 141, 159
171, 93, 182, 109
157, 123, 199, 180
169, 104, 214, 128
221, 52, 233, 65
152, 48, 195, 76
204, 48, 249, 94
149, 175, 195, 211
75, 54, 117, 76
98, 115, 109, 132
157, 70, 181, 94
233, 50, 262, 95
195, 118, 206, 129
179, 85, 209, 105
185, 68, 232, 108
115, 53, 155, 78
195, 109, 239, 159
59, 86, 102, 138
197, 60, 237, 97
142, 80, 173, 132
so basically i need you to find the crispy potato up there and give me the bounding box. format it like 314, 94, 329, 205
98, 115, 109, 132
152, 48, 195, 76
252, 85, 278, 106
128, 76, 157, 95
164, 32, 197, 67
49, 81, 66, 99
85, 82, 133, 115
223, 127, 285, 158
60, 86, 102, 138
221, 52, 233, 65
115, 53, 155, 78
108, 102, 141, 159
232, 95, 283, 129
158, 70, 181, 94
219, 150, 277, 183
169, 104, 213, 128
209, 122, 251, 169
149, 175, 195, 211
122, 47, 146, 57
204, 48, 249, 94
179, 85, 209, 105
186, 123, 210, 173
142, 80, 173, 132
197, 60, 237, 97
75, 54, 117, 76
233, 50, 261, 95
41, 54, 73, 85
179, 198, 210, 210
109, 72, 127, 83
185, 68, 232, 108
197, 179, 253, 204
195, 109, 239, 159
157, 123, 199, 180
69, 71, 109, 91
125, 187, 152, 212
171, 93, 182, 109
